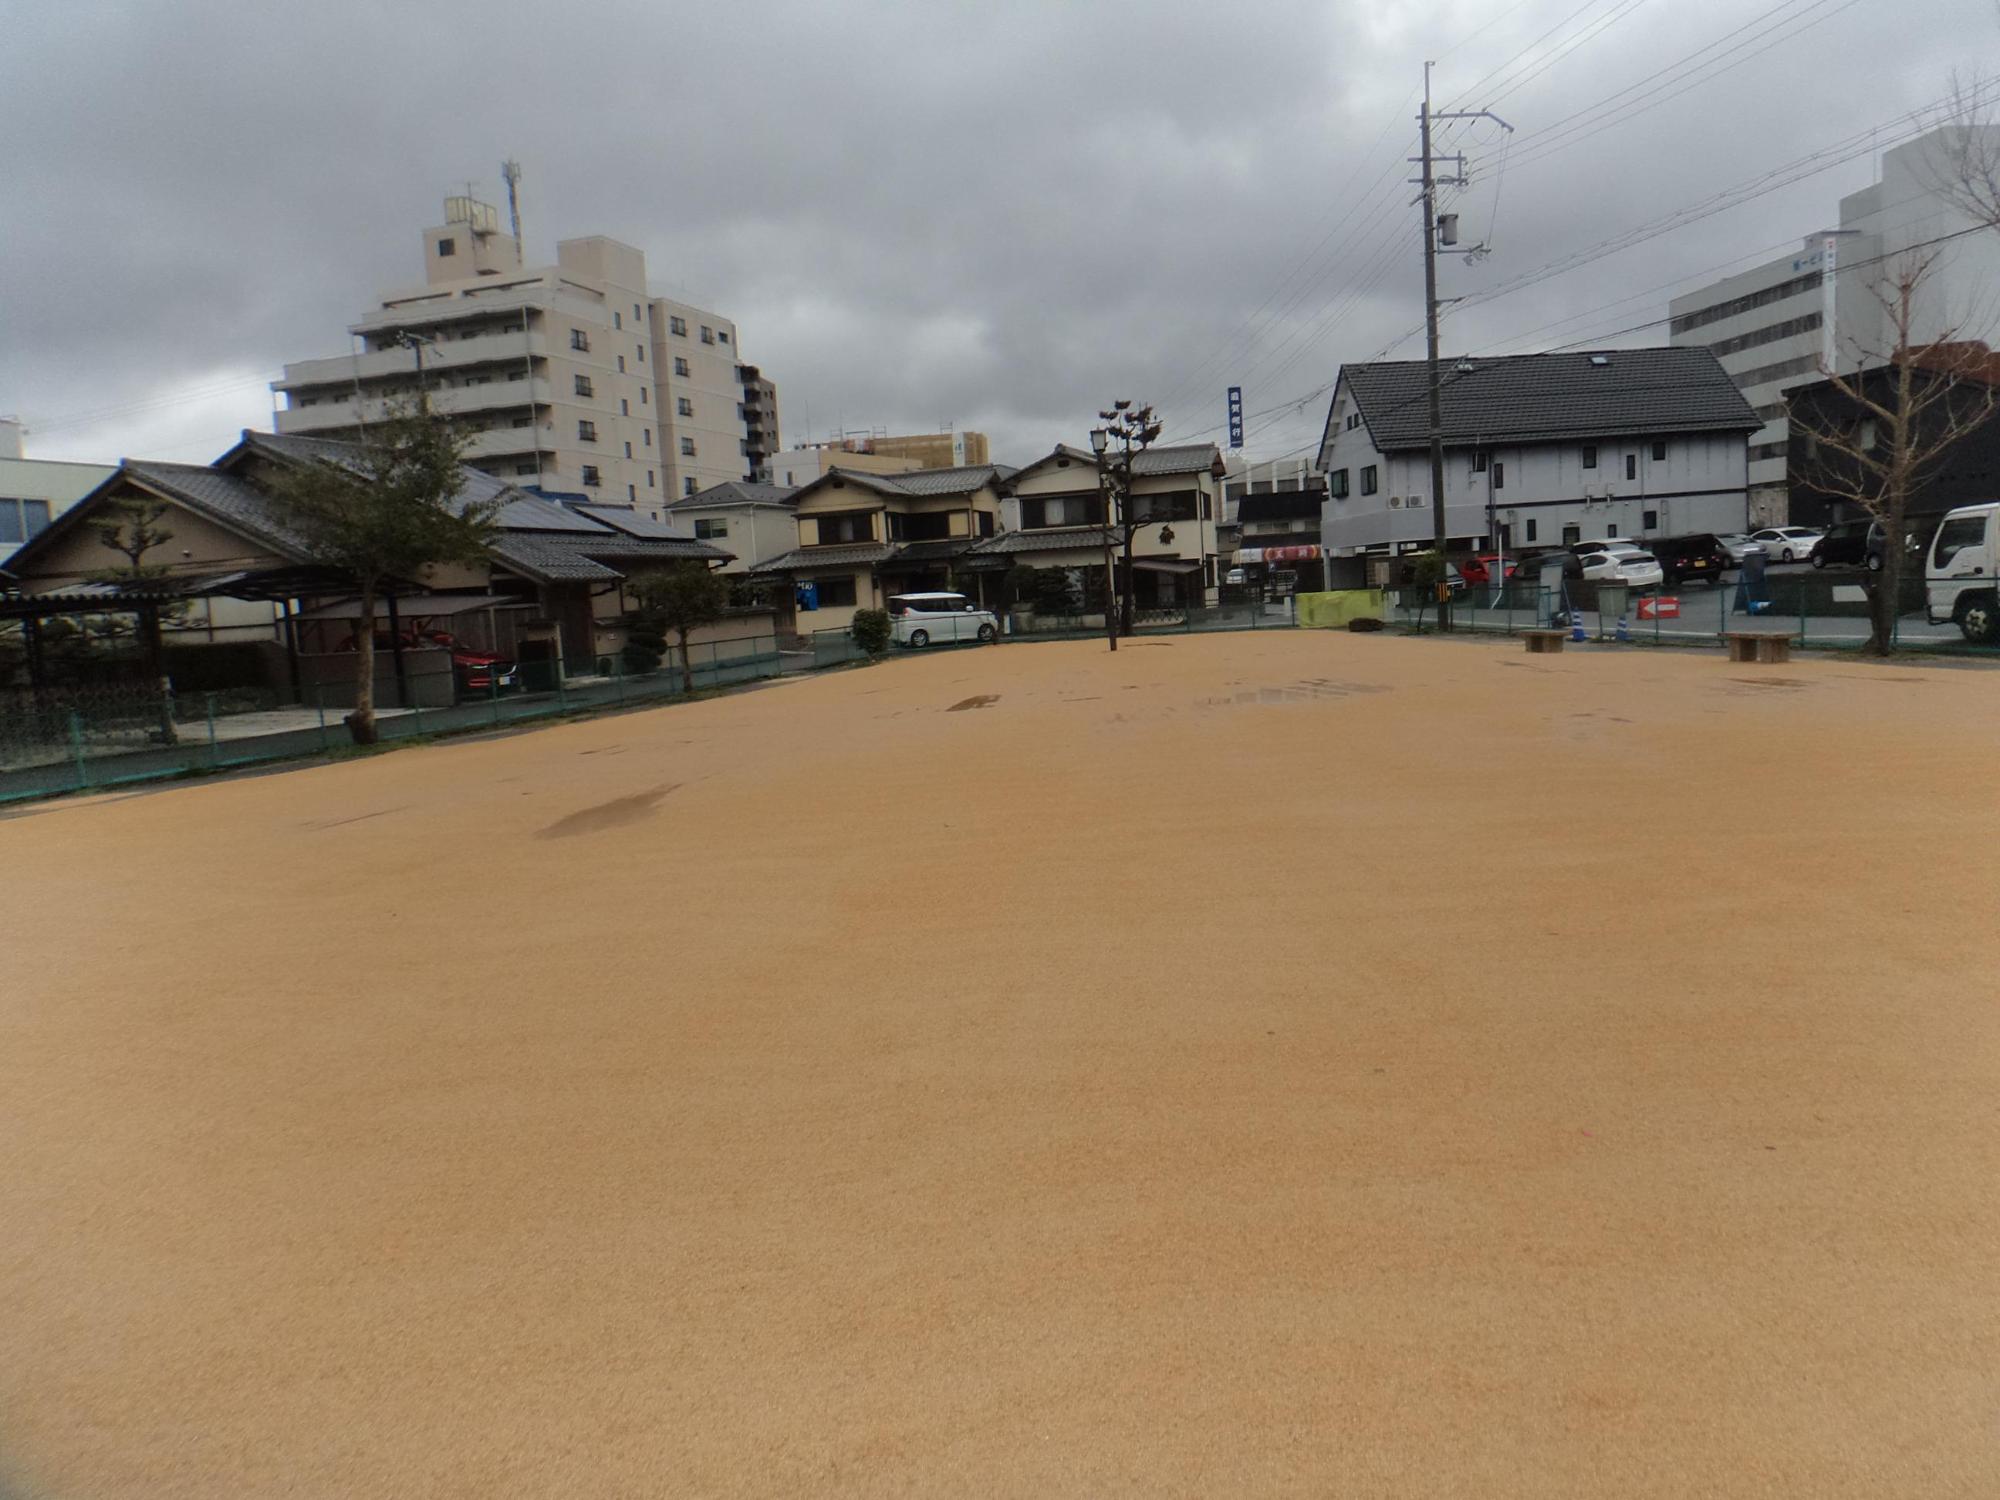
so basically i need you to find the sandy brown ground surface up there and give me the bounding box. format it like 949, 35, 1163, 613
4, 631, 1998, 1497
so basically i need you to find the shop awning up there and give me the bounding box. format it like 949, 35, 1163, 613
1237, 545, 1322, 565
1130, 557, 1202, 574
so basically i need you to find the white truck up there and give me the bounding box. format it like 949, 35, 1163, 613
1925, 503, 2000, 642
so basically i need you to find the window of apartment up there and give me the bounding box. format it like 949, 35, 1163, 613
641, 387, 648, 404
628, 483, 636, 502
636, 345, 644, 362
700, 325, 715, 344
978, 510, 996, 537
634, 303, 641, 320
574, 374, 594, 397
680, 437, 696, 456
813, 511, 874, 544
578, 419, 597, 442
617, 355, 626, 373
694, 518, 729, 539
674, 356, 689, 377
1669, 269, 1823, 335
1328, 468, 1350, 498
1524, 518, 1538, 542
1561, 523, 1581, 545
1651, 440, 1667, 462
514, 462, 537, 476
643, 429, 651, 446
1345, 413, 1361, 431
1625, 453, 1637, 481
717, 330, 731, 344
624, 441, 633, 459
570, 328, 589, 351
511, 414, 530, 428
620, 398, 629, 416
677, 397, 694, 417
1020, 493, 1106, 528
1492, 461, 1505, 489
1707, 311, 1823, 360
1642, 508, 1659, 530
298, 396, 317, 407
1582, 443, 1598, 469
0, 499, 49, 543
812, 575, 859, 608
581, 465, 602, 487
437, 237, 455, 257
614, 311, 622, 330
647, 470, 655, 487
1360, 464, 1379, 495
683, 476, 698, 496
669, 315, 688, 336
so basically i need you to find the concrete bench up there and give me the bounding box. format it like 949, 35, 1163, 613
1723, 631, 1792, 664
1521, 629, 1566, 654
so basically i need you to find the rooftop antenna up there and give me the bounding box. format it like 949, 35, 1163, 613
501, 159, 524, 262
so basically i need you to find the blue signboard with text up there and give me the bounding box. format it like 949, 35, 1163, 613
1227, 386, 1244, 449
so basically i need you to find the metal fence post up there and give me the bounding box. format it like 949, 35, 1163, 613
315, 688, 329, 751
490, 672, 500, 725
69, 710, 88, 790
615, 657, 626, 703
1799, 580, 1808, 648
205, 692, 219, 767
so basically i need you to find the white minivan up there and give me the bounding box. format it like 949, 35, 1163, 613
1925, 503, 2000, 642
888, 592, 1000, 648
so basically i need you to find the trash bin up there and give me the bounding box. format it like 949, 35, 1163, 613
1737, 545, 1770, 616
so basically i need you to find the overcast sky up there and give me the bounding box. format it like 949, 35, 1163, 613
2, 0, 1991, 472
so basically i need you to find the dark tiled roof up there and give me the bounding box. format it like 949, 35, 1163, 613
1132, 444, 1225, 477
667, 481, 799, 511
1237, 491, 1324, 524
1337, 347, 1762, 452
891, 538, 975, 563
883, 463, 1016, 496
496, 492, 606, 532
125, 461, 316, 557
754, 542, 898, 571
488, 533, 622, 583
571, 504, 705, 542
969, 527, 1115, 555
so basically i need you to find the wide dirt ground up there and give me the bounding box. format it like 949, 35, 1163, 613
5, 632, 1998, 1497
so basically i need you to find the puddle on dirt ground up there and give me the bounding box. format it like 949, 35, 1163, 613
947, 694, 1000, 712
1728, 678, 1810, 690
536, 783, 678, 838
1200, 679, 1391, 707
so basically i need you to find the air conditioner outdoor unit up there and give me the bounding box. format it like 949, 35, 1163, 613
1388, 496, 1402, 508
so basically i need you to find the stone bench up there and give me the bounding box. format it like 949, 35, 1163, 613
1722, 631, 1792, 664
1521, 629, 1566, 654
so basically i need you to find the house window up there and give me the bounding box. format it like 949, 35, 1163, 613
889, 510, 953, 541
1625, 453, 1637, 481
680, 437, 696, 456
683, 476, 698, 496
1582, 444, 1598, 469
1642, 509, 1659, 530
674, 357, 689, 377
581, 465, 602, 487
578, 420, 597, 442
813, 511, 874, 544
1345, 413, 1360, 430
514, 462, 537, 476
1329, 468, 1350, 498
677, 397, 694, 417
1651, 440, 1666, 461
669, 315, 688, 336
978, 510, 995, 537
617, 356, 626, 373
1129, 490, 1199, 524
1474, 451, 1488, 473
1525, 518, 1538, 542
569, 329, 589, 351
718, 330, 730, 344
1493, 461, 1505, 489
814, 575, 858, 608
1020, 494, 1106, 528
694, 518, 729, 539
1360, 464, 1378, 495
437, 237, 455, 256
700, 325, 715, 344
511, 415, 530, 428
1561, 523, 1580, 545
574, 374, 594, 397
614, 312, 622, 330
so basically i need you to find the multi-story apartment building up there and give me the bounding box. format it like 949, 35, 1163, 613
275, 194, 775, 519
737, 366, 780, 482
1669, 125, 2000, 524
763, 445, 921, 488
0, 418, 112, 564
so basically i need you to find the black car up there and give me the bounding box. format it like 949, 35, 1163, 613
1810, 518, 1883, 571
1650, 533, 1731, 586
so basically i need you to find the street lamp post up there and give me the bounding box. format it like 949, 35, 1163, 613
1090, 426, 1116, 653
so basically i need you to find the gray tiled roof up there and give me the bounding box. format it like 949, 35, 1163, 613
125, 461, 316, 557
487, 533, 622, 582
1131, 445, 1225, 476
882, 463, 1017, 496
1338, 347, 1762, 452
571, 504, 707, 542
753, 542, 898, 571
969, 527, 1115, 555
891, 538, 975, 563
233, 430, 597, 531
667, 480, 799, 511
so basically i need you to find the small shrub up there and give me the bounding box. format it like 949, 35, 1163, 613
850, 608, 891, 656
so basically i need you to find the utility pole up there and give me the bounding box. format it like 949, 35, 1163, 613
1413, 62, 1511, 629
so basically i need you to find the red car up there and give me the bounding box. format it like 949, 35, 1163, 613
1457, 554, 1523, 587
342, 624, 518, 692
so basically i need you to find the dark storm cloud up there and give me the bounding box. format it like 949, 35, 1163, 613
0, 0, 1986, 465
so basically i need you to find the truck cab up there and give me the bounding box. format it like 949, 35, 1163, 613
1926, 503, 2000, 642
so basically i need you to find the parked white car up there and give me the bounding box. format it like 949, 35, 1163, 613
1572, 538, 1646, 556
1925, 503, 2000, 642
1578, 550, 1664, 589
1714, 532, 1755, 564
888, 592, 1000, 647
1748, 526, 1822, 563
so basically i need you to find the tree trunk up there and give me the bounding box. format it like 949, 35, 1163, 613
137, 602, 177, 745
677, 626, 694, 695
349, 581, 380, 744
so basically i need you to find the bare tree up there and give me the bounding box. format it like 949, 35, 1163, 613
1790, 250, 2000, 654
1934, 75, 2000, 232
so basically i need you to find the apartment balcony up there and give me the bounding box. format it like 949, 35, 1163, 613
276, 376, 552, 433
278, 332, 551, 392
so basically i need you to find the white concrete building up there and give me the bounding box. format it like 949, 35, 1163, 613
663, 481, 800, 573
1315, 348, 1759, 583
0, 418, 113, 564
275, 194, 773, 520
1668, 125, 2000, 524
